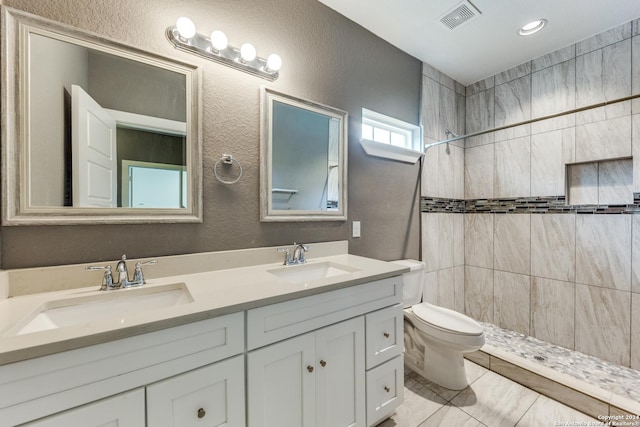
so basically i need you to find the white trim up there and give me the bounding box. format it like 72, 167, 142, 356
104, 109, 187, 136
359, 139, 423, 164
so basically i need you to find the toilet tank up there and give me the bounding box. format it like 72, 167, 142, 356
390, 259, 425, 308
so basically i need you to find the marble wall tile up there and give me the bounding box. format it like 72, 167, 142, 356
494, 271, 530, 335
439, 85, 458, 140
633, 215, 640, 293
494, 214, 531, 275
530, 113, 575, 134
465, 88, 495, 148
435, 213, 463, 266
575, 115, 632, 162
531, 45, 575, 73
437, 143, 465, 199
633, 114, 640, 192
632, 293, 640, 370
598, 158, 633, 205
422, 61, 440, 82
576, 214, 631, 291
576, 39, 632, 108
439, 73, 455, 91
576, 100, 631, 125
531, 128, 575, 197
576, 22, 632, 56
465, 143, 494, 199
495, 75, 531, 127
423, 270, 438, 304
494, 136, 531, 198
575, 284, 631, 366
464, 266, 494, 323
454, 265, 465, 314
421, 140, 439, 197
422, 76, 441, 140
567, 162, 598, 205
494, 123, 530, 143
633, 36, 640, 114
455, 81, 465, 96
531, 277, 575, 349
531, 59, 575, 119
531, 214, 576, 282
496, 62, 531, 86
464, 213, 493, 269
422, 213, 440, 272
436, 267, 455, 310
466, 76, 495, 97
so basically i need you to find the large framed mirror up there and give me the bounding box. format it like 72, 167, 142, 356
1, 7, 202, 225
260, 88, 348, 222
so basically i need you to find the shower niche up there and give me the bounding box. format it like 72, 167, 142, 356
566, 158, 633, 206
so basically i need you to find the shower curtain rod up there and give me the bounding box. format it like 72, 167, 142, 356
424, 92, 640, 151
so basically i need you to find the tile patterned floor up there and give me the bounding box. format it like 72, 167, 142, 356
379, 361, 600, 427
482, 322, 640, 403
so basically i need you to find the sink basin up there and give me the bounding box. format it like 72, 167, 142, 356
268, 262, 360, 284
8, 283, 193, 336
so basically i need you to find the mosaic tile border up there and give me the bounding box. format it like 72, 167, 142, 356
421, 193, 640, 214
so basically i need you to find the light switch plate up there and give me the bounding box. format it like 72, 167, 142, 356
352, 221, 361, 238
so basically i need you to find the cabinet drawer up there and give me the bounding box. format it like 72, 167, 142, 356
365, 303, 403, 369
247, 276, 402, 350
365, 355, 403, 427
23, 388, 145, 427
147, 354, 245, 427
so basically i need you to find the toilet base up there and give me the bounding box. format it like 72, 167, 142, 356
403, 318, 476, 390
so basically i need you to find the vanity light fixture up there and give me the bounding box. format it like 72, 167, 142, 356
166, 17, 281, 81
518, 19, 547, 36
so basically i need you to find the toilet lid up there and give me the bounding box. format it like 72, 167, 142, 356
412, 302, 483, 336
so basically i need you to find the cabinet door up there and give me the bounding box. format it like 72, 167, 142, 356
23, 388, 144, 427
146, 355, 245, 427
248, 333, 316, 427
315, 316, 365, 427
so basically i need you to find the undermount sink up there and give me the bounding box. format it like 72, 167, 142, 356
268, 261, 360, 284
7, 283, 193, 336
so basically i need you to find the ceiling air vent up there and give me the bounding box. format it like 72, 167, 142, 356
438, 0, 481, 30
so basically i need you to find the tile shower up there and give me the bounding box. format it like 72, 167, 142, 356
420, 17, 640, 410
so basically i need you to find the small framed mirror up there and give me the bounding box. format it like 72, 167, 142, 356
260, 88, 348, 222
1, 7, 202, 225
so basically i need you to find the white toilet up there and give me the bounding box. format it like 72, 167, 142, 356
391, 259, 485, 390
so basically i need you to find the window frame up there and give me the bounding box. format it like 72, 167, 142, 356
359, 108, 423, 163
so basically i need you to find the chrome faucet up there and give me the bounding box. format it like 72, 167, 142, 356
278, 243, 310, 265
87, 255, 157, 290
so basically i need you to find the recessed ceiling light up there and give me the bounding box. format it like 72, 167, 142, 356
518, 19, 547, 36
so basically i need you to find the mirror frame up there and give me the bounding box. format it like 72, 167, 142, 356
260, 87, 348, 222
1, 7, 203, 225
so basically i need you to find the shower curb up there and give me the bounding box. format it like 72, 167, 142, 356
465, 346, 640, 419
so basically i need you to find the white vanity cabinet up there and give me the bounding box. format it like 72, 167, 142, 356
246, 276, 403, 427
248, 316, 365, 427
0, 312, 244, 426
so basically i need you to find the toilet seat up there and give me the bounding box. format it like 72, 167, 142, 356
411, 302, 483, 336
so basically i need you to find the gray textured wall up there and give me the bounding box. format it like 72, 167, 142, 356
1, 0, 422, 268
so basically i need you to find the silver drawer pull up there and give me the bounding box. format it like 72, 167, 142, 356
197, 408, 206, 419
384, 386, 390, 393
383, 332, 390, 338
307, 365, 314, 373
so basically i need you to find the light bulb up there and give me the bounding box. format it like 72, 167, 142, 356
176, 17, 196, 39
210, 30, 228, 51
266, 53, 282, 72
240, 43, 257, 62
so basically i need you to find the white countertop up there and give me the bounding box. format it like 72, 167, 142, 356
0, 253, 408, 365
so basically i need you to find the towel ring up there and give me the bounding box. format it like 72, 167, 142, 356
213, 154, 243, 184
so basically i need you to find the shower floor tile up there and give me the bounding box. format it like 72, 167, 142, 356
481, 322, 640, 404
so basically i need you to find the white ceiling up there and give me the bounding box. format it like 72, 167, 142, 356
318, 0, 640, 85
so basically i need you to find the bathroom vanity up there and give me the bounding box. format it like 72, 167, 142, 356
0, 242, 407, 426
